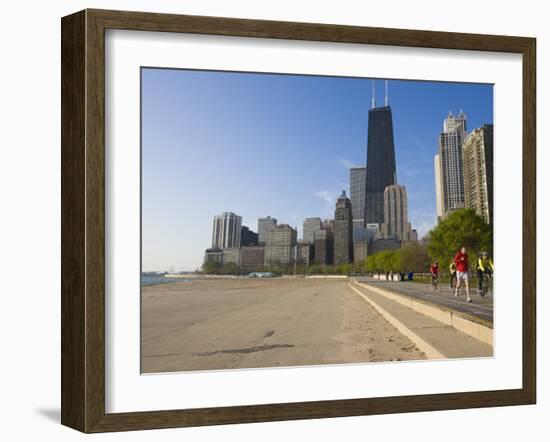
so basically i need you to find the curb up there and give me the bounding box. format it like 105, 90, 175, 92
347, 284, 445, 359
353, 280, 493, 347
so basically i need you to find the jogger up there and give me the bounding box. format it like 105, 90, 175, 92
453, 246, 472, 302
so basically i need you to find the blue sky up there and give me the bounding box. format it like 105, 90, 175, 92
141, 68, 493, 271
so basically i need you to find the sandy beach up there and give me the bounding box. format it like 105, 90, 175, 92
141, 277, 426, 373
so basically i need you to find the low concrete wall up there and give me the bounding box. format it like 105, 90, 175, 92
354, 280, 493, 347
348, 284, 446, 359
371, 273, 403, 282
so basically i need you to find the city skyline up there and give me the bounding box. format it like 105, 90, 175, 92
142, 68, 493, 271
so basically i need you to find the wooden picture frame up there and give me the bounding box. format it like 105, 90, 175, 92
61, 8, 536, 433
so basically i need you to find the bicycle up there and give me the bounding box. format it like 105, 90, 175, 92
430, 274, 440, 292
479, 271, 493, 297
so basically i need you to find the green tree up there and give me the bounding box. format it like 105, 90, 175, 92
376, 250, 394, 272
390, 250, 403, 273
220, 262, 239, 275
201, 261, 221, 274
427, 208, 493, 269
352, 260, 365, 274
309, 264, 321, 275
400, 241, 431, 274
342, 263, 353, 274
366, 255, 377, 274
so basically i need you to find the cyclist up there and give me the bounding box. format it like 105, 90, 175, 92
454, 246, 472, 303
449, 261, 457, 290
430, 261, 440, 291
477, 251, 494, 296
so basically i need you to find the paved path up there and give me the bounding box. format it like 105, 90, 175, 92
141, 278, 426, 373
349, 283, 492, 359
356, 277, 493, 323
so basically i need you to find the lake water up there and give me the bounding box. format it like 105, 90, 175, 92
141, 274, 192, 287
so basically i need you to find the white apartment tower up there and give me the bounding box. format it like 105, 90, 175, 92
463, 125, 494, 224
434, 153, 444, 220
435, 111, 467, 220
211, 212, 242, 249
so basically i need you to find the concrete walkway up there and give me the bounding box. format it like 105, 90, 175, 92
356, 277, 493, 323
349, 283, 493, 359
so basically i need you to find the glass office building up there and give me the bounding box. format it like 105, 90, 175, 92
365, 106, 397, 225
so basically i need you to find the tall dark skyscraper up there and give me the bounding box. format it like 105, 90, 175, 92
365, 105, 397, 225
240, 225, 258, 246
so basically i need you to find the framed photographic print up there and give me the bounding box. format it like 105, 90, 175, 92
61, 9, 536, 433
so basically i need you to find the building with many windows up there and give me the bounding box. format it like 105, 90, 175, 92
365, 223, 381, 242
239, 246, 265, 272
211, 212, 242, 249
322, 218, 335, 232
257, 216, 277, 245
353, 240, 368, 264
434, 153, 444, 221
350, 166, 367, 237
221, 248, 241, 265
240, 225, 258, 246
435, 111, 467, 219
369, 238, 402, 254
463, 124, 494, 224
381, 184, 416, 242
302, 217, 322, 244
334, 190, 354, 265
312, 229, 334, 265
264, 224, 297, 267
365, 105, 397, 225
203, 247, 222, 266
296, 241, 313, 267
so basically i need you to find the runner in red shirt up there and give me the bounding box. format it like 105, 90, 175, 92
453, 246, 472, 302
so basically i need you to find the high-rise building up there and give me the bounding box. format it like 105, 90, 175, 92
264, 224, 297, 267
211, 212, 242, 249
350, 165, 367, 225
350, 166, 368, 244
296, 241, 313, 267
240, 225, 258, 246
322, 219, 335, 232
352, 223, 368, 242
313, 229, 334, 265
334, 190, 354, 265
221, 248, 241, 265
435, 111, 467, 219
369, 238, 402, 254
434, 153, 444, 221
365, 223, 381, 242
239, 246, 265, 272
365, 105, 397, 225
303, 217, 322, 243
463, 124, 494, 224
257, 216, 277, 245
381, 184, 415, 242
353, 240, 368, 264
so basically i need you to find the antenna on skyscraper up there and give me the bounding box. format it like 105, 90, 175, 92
371, 79, 375, 109
385, 80, 388, 106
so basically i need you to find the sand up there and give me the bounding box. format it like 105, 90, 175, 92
141, 277, 426, 373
